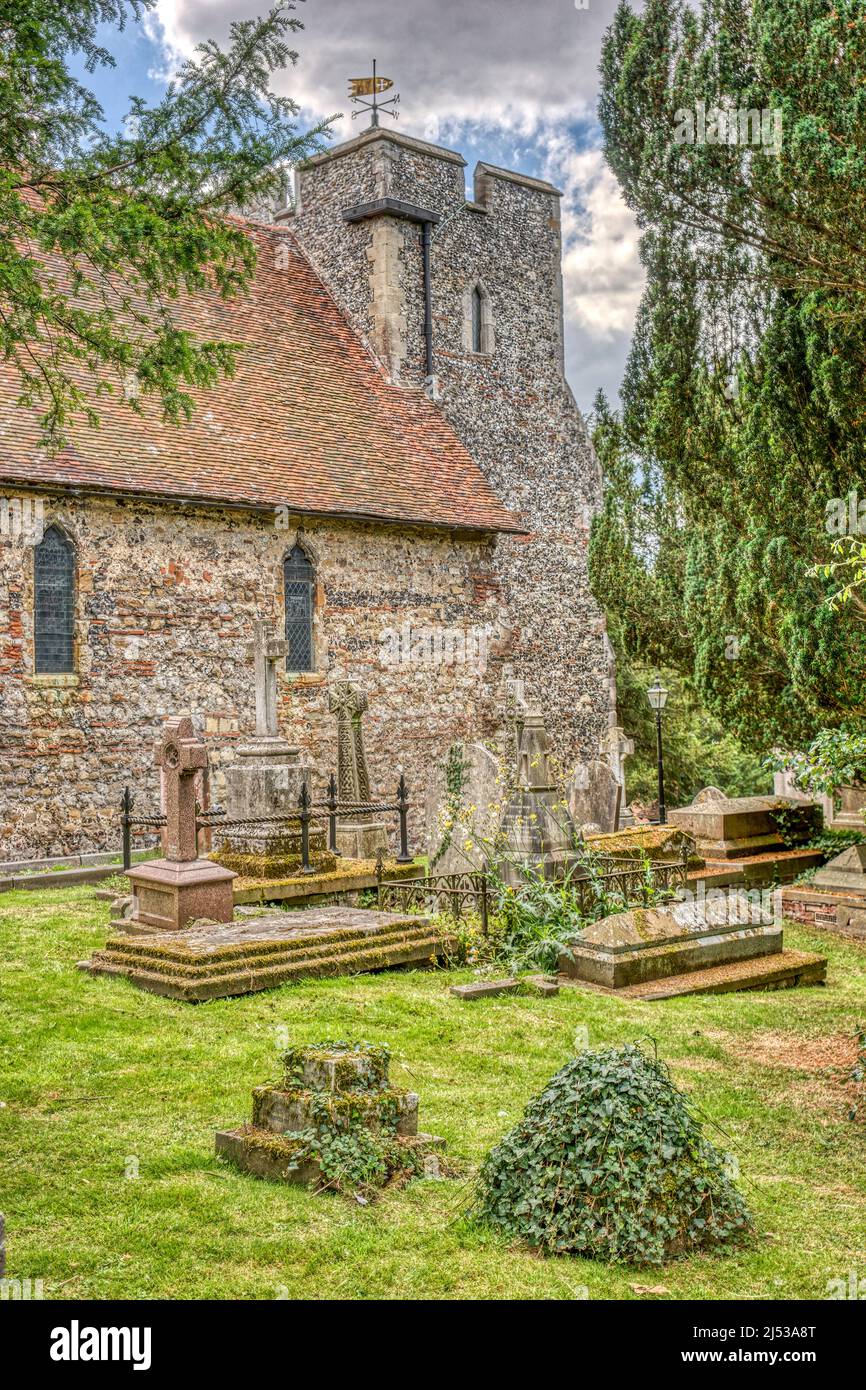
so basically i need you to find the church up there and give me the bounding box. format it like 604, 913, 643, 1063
0, 124, 615, 858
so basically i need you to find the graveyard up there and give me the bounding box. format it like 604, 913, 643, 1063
1, 876, 865, 1299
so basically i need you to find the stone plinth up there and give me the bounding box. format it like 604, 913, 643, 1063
829, 784, 866, 832
559, 898, 784, 990
215, 1042, 444, 1189
127, 857, 235, 932
669, 794, 821, 860
212, 737, 337, 877
336, 820, 388, 860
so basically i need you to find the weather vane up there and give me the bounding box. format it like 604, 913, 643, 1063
348, 60, 399, 128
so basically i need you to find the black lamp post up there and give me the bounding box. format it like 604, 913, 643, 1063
647, 677, 669, 824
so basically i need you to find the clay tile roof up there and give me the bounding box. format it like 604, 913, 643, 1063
0, 223, 525, 534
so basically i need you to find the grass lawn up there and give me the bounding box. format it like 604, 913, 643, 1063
1, 883, 865, 1301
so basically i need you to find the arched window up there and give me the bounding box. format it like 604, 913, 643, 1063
471, 286, 483, 353
34, 524, 76, 673
283, 543, 314, 672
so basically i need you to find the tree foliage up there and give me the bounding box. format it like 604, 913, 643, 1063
0, 1, 333, 445
592, 0, 866, 753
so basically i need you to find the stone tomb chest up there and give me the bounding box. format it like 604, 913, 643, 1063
559, 897, 783, 989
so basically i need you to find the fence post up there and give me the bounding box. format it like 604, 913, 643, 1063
396, 774, 412, 863
327, 771, 339, 855
121, 785, 133, 871
299, 782, 313, 874
375, 848, 384, 909
480, 868, 489, 937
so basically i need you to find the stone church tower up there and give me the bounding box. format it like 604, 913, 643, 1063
281, 126, 614, 762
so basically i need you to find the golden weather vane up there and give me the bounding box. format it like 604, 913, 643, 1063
348, 60, 399, 128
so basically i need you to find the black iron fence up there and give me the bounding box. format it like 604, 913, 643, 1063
120, 775, 414, 873
376, 848, 691, 936
377, 866, 491, 933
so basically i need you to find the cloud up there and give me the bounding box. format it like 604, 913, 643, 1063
147, 0, 642, 407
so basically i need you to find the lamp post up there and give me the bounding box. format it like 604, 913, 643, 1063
647, 677, 669, 824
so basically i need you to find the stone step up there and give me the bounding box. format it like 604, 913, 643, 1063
94, 919, 437, 981
557, 948, 827, 1001
82, 930, 453, 1001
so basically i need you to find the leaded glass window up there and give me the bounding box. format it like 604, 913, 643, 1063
34, 525, 75, 673
471, 286, 483, 353
284, 544, 314, 672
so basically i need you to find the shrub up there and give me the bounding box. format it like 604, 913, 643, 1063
473, 1043, 753, 1265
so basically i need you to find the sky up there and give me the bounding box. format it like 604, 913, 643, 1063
79, 0, 644, 412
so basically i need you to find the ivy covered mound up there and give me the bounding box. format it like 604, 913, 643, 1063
474, 1044, 753, 1265
216, 1041, 449, 1197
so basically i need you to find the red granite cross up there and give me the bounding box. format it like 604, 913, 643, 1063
154, 715, 208, 862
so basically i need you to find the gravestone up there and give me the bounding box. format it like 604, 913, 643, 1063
567, 758, 620, 834
500, 708, 576, 884
692, 786, 726, 805
211, 621, 335, 878
126, 716, 236, 931
329, 681, 387, 859
782, 842, 866, 939
812, 843, 866, 894
215, 1042, 445, 1186
424, 741, 502, 874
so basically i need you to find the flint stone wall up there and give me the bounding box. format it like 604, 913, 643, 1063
0, 492, 510, 857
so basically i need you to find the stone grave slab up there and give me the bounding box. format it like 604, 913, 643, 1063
80, 905, 455, 1002
558, 949, 827, 1001
559, 897, 784, 990
558, 894, 826, 996
585, 824, 697, 864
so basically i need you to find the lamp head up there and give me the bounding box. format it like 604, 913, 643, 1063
647, 676, 669, 712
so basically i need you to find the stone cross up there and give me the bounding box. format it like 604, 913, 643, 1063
329, 681, 372, 804
247, 620, 288, 739
154, 715, 208, 862
516, 708, 558, 792
501, 670, 528, 765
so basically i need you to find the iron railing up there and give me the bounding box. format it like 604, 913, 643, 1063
120, 774, 413, 872
376, 848, 691, 936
